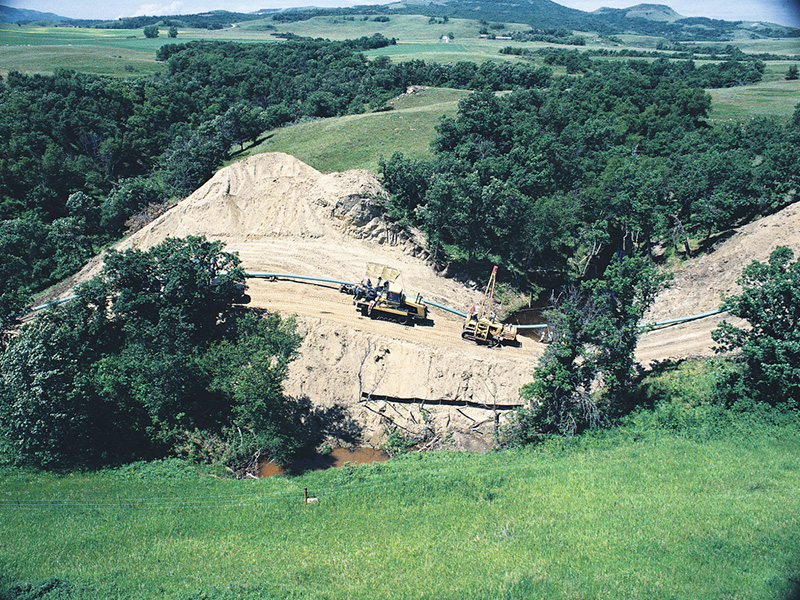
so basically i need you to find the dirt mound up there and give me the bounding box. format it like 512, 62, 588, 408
118, 152, 423, 253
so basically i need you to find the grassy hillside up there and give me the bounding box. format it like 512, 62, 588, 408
708, 61, 800, 123
2, 421, 798, 599
242, 87, 471, 172
0, 17, 538, 77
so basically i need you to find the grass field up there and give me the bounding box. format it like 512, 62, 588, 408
0, 23, 289, 77
0, 17, 537, 77
1, 420, 798, 599
243, 87, 470, 172
709, 60, 800, 123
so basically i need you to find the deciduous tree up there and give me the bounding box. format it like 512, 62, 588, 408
713, 246, 800, 408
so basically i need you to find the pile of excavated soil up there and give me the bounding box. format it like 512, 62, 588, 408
64, 152, 800, 445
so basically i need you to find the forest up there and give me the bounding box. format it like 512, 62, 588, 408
381, 54, 799, 280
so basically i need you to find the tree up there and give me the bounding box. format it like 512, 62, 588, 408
0, 307, 105, 468
712, 246, 800, 408
218, 102, 267, 151
0, 236, 312, 470
516, 254, 667, 443
378, 152, 433, 215
143, 25, 159, 38
158, 120, 229, 195
786, 64, 799, 81
98, 236, 245, 342
168, 26, 178, 38
584, 254, 667, 405
518, 287, 600, 439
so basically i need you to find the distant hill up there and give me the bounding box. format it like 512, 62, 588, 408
0, 4, 72, 23
382, 0, 800, 40
597, 3, 683, 23
388, 0, 612, 33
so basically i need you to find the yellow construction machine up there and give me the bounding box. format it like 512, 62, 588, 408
462, 266, 518, 347
352, 263, 429, 326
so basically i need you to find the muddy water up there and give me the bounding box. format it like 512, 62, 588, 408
258, 447, 390, 477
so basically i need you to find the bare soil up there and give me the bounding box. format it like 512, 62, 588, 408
61, 153, 800, 446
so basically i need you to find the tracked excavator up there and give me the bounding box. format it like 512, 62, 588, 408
462, 266, 518, 347
349, 263, 429, 326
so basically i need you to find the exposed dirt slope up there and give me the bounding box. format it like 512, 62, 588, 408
64, 153, 800, 446
637, 201, 800, 364
69, 153, 540, 449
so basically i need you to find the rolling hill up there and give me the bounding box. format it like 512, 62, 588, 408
0, 4, 72, 23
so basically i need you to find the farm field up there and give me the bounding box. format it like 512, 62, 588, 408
2, 421, 799, 600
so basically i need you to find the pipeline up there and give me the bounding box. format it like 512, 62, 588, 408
16, 295, 78, 318
12, 272, 729, 331
639, 307, 728, 329
245, 272, 354, 287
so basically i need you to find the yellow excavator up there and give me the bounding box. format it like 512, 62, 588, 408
462, 266, 518, 347
352, 263, 429, 326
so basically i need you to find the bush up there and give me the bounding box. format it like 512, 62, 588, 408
713, 246, 800, 410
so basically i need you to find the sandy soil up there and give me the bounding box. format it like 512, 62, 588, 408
59, 152, 800, 446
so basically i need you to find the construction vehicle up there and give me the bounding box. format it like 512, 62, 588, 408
462, 266, 518, 347
351, 263, 429, 325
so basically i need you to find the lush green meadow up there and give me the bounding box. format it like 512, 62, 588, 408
243, 87, 471, 172
0, 17, 536, 77
708, 64, 800, 123
1, 420, 798, 600
2, 19, 797, 126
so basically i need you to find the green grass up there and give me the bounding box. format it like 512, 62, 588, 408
709, 73, 800, 123
242, 87, 470, 172
0, 18, 542, 76
246, 14, 529, 44
1, 421, 799, 599
0, 23, 284, 77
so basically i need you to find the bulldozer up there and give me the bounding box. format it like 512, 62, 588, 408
352, 263, 429, 325
462, 266, 518, 347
